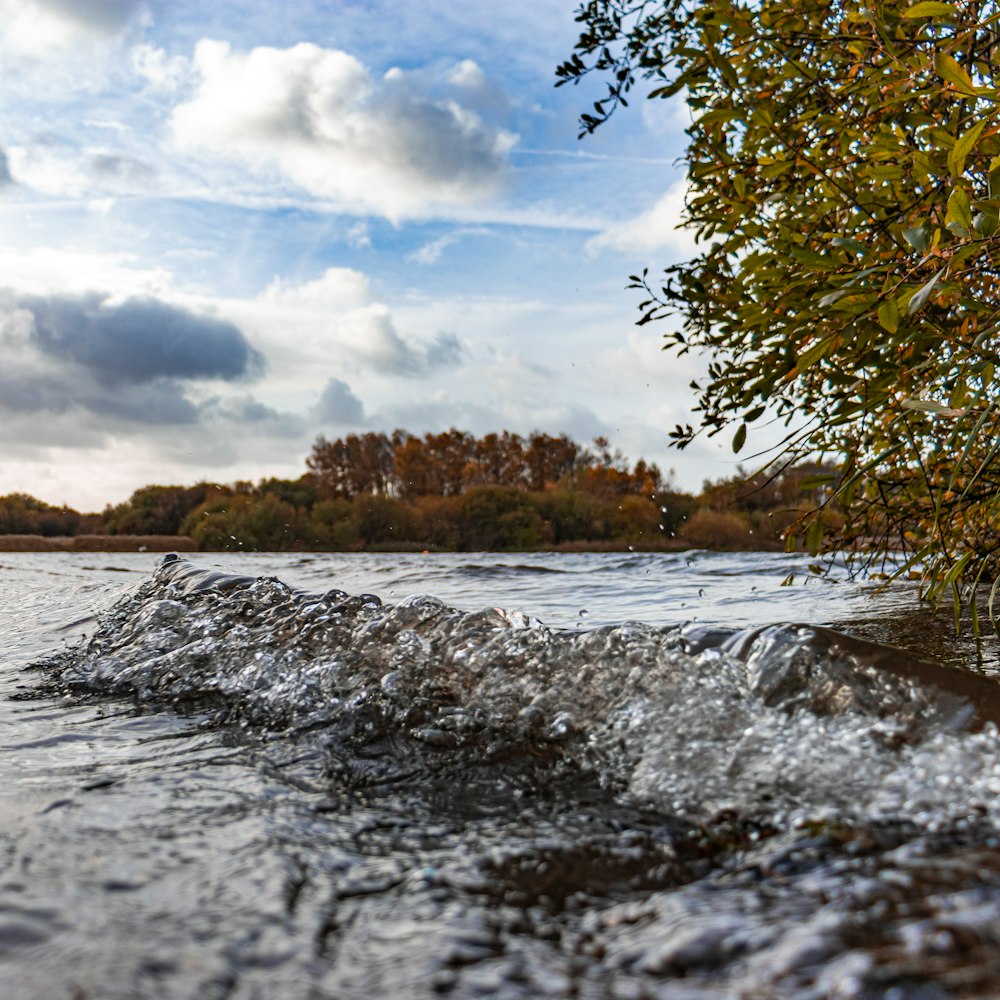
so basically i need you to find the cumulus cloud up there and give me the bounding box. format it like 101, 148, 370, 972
314, 378, 365, 425
256, 267, 464, 377
2, 0, 141, 57
17, 292, 262, 386
170, 40, 517, 220
0, 291, 271, 444
0, 363, 199, 426
198, 394, 306, 439
447, 59, 487, 90
345, 221, 371, 249
0, 147, 12, 185
586, 179, 696, 259
33, 0, 139, 33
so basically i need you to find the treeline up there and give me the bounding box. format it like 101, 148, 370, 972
0, 430, 837, 552
306, 430, 662, 499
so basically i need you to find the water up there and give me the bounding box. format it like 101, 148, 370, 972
2, 550, 1000, 998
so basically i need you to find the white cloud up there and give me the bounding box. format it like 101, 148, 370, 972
8, 140, 157, 198
0, 246, 172, 299
170, 40, 518, 221
1, 0, 139, 57
586, 178, 696, 259
131, 42, 189, 91
247, 267, 465, 380
448, 58, 487, 89
345, 221, 371, 249
407, 226, 489, 265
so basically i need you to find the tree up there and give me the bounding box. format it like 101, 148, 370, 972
103, 484, 210, 536
307, 432, 395, 498
181, 493, 307, 551
559, 0, 1000, 614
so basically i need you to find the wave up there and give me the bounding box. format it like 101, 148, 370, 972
34, 554, 1000, 829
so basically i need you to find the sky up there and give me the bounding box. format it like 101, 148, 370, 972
0, 0, 741, 511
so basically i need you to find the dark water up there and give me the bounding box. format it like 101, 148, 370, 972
2, 551, 1000, 998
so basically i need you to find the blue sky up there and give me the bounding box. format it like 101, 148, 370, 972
0, 0, 739, 510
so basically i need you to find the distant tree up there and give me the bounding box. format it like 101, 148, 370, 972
307, 432, 395, 498
458, 487, 552, 550
525, 433, 580, 491
539, 488, 604, 543
181, 493, 307, 551
0, 493, 82, 536
352, 495, 421, 548
258, 475, 319, 510
470, 431, 527, 488
103, 484, 211, 536
307, 498, 359, 549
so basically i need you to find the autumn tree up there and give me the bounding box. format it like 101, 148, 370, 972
392, 430, 476, 497
525, 432, 581, 490
307, 432, 395, 498
560, 0, 1000, 613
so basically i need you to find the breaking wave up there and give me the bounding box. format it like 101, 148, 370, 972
38, 555, 1000, 826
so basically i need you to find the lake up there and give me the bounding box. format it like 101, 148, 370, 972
2, 549, 999, 998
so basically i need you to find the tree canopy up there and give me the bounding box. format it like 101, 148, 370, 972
559, 0, 1000, 619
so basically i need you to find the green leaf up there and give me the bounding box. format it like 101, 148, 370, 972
945, 187, 972, 237
936, 53, 978, 96
806, 516, 824, 555
797, 337, 831, 369
877, 298, 900, 333
903, 1, 957, 16
831, 236, 866, 255
902, 225, 928, 251
818, 287, 852, 307
732, 423, 747, 453
907, 267, 946, 315
948, 120, 986, 178
900, 398, 966, 416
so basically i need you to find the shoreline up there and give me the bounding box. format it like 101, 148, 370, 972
0, 534, 720, 554
0, 534, 200, 553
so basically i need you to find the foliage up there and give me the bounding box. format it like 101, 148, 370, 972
679, 508, 756, 550
307, 498, 360, 549
180, 493, 308, 551
458, 487, 553, 549
559, 0, 1000, 613
2, 434, 827, 554
306, 428, 661, 501
0, 493, 85, 536
103, 484, 211, 536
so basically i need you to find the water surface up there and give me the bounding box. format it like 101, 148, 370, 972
2, 550, 998, 998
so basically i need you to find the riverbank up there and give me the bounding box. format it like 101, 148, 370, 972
0, 534, 199, 552
0, 534, 701, 554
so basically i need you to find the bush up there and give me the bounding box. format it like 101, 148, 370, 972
181, 493, 307, 551
458, 487, 551, 550
679, 508, 756, 550
307, 498, 359, 550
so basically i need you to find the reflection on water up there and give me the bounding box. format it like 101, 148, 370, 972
1, 551, 1000, 997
